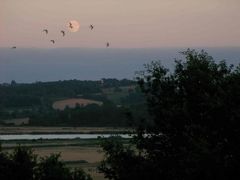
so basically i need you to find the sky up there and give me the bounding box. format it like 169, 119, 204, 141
1, 47, 240, 83
1, 0, 240, 48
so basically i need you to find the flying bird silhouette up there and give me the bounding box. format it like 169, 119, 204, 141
43, 29, 48, 34
69, 22, 73, 29
89, 25, 94, 30
61, 30, 65, 36
106, 42, 110, 47
50, 40, 55, 44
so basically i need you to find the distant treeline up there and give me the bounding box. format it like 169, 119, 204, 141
0, 79, 135, 107
0, 79, 146, 127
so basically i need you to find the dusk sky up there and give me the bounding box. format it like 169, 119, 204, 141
1, 0, 240, 48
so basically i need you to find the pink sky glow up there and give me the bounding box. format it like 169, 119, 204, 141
1, 0, 240, 48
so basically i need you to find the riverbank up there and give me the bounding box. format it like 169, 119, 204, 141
0, 133, 132, 140
0, 126, 132, 135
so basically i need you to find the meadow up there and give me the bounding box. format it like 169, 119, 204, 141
0, 126, 131, 134
52, 98, 103, 110
0, 138, 130, 180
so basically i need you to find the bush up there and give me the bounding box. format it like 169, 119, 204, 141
99, 49, 240, 180
0, 146, 92, 180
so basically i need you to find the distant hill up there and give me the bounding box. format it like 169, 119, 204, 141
0, 79, 144, 127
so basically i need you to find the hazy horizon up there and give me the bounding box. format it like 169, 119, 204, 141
1, 47, 240, 83
1, 1, 240, 83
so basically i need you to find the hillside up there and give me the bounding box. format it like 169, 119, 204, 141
0, 79, 146, 127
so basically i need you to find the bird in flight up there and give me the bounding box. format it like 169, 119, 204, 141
106, 42, 110, 47
50, 40, 55, 44
69, 22, 73, 29
43, 29, 48, 34
89, 25, 94, 30
61, 30, 65, 37
12, 46, 16, 49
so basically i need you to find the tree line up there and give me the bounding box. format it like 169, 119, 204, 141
0, 79, 141, 126
0, 79, 135, 108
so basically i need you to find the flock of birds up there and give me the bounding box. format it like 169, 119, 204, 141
12, 22, 110, 49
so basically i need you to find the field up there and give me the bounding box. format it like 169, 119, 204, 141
0, 126, 131, 134
1, 138, 130, 180
36, 146, 104, 180
52, 98, 103, 110
1, 139, 104, 179
2, 117, 30, 125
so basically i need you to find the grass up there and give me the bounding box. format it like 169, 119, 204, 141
0, 127, 132, 178
0, 126, 132, 134
1, 138, 130, 149
52, 98, 103, 110
1, 138, 127, 180
3, 118, 29, 125
38, 146, 105, 180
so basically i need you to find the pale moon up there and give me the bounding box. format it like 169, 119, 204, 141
68, 20, 80, 32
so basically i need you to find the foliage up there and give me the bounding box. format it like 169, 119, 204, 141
0, 152, 14, 180
36, 153, 71, 180
99, 137, 147, 180
0, 79, 140, 127
99, 49, 240, 180
0, 146, 92, 180
71, 168, 93, 180
0, 79, 135, 108
29, 103, 128, 126
10, 146, 37, 180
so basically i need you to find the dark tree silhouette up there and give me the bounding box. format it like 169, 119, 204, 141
99, 49, 240, 180
0, 146, 92, 180
10, 146, 37, 180
36, 153, 71, 180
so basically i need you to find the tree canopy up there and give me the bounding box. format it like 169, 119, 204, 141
99, 49, 240, 180
0, 146, 92, 180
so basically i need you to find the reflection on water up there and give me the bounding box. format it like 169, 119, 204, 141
0, 134, 131, 140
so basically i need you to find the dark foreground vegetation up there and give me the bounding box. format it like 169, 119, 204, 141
0, 145, 92, 180
99, 49, 240, 180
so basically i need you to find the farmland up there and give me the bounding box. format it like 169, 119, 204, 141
0, 79, 143, 179
0, 79, 146, 127
53, 98, 103, 110
2, 117, 30, 125
1, 138, 130, 180
0, 126, 131, 134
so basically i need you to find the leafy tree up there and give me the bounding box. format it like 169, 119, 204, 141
99, 137, 147, 180
0, 146, 37, 180
36, 153, 92, 180
0, 151, 13, 180
36, 153, 71, 180
0, 146, 92, 180
10, 146, 37, 180
99, 49, 240, 180
71, 168, 93, 180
